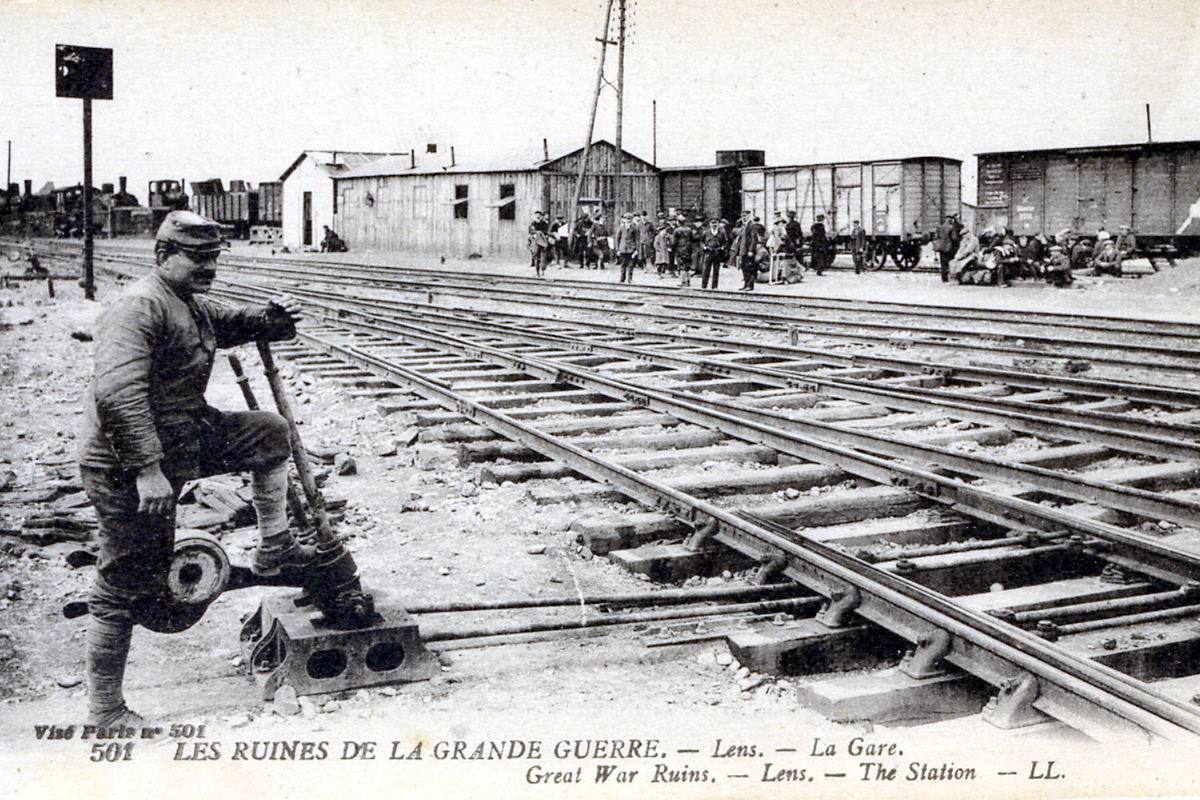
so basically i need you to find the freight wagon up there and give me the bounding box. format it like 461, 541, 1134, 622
190, 179, 283, 240
976, 139, 1200, 259
740, 157, 961, 269
659, 150, 764, 222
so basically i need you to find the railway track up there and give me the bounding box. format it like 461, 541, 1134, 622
17, 240, 1200, 387
31, 241, 1200, 739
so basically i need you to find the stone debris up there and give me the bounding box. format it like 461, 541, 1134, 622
334, 454, 358, 475
272, 685, 301, 716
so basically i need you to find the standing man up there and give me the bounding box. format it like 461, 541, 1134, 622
588, 212, 611, 270
935, 214, 956, 282
636, 211, 655, 272
738, 214, 765, 291
78, 211, 310, 727
572, 214, 593, 268
810, 214, 829, 276
616, 212, 639, 283
552, 215, 570, 267
528, 210, 551, 277
700, 218, 726, 290
672, 217, 695, 286
851, 219, 867, 274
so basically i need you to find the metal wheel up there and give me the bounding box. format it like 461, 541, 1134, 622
893, 245, 920, 271
865, 242, 888, 271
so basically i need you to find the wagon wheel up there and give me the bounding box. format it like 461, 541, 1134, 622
865, 242, 888, 271
893, 245, 920, 271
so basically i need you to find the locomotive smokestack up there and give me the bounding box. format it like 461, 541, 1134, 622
23, 179, 31, 196
119, 176, 127, 193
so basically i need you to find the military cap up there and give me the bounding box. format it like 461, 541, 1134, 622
156, 210, 226, 252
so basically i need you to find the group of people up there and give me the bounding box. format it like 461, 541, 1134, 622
940, 214, 1140, 287
528, 207, 849, 291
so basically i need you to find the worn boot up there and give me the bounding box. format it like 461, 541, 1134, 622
86, 614, 143, 727
250, 461, 315, 576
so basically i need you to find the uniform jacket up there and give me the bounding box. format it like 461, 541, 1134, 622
672, 224, 694, 257
851, 225, 867, 252
784, 220, 804, 251
935, 221, 957, 253
701, 228, 726, 253
78, 271, 295, 474
737, 221, 764, 257
810, 222, 829, 251
653, 229, 672, 264
616, 220, 640, 254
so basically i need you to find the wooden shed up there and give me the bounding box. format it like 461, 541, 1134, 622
332, 141, 659, 258
976, 140, 1200, 251
279, 150, 402, 249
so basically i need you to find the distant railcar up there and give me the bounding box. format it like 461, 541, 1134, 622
190, 179, 282, 239
976, 139, 1200, 259
148, 179, 188, 230
741, 157, 961, 269
660, 150, 764, 222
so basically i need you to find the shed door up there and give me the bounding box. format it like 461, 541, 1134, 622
303, 191, 312, 246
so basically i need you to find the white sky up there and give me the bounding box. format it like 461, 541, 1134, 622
3, 0, 1199, 203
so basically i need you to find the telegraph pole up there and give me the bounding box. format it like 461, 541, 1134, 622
570, 0, 616, 220
613, 0, 627, 219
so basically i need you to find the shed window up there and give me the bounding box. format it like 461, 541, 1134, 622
498, 183, 515, 221
454, 184, 469, 219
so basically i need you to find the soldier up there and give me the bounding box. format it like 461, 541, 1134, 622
935, 215, 956, 282
851, 219, 867, 274
738, 214, 765, 291
588, 213, 611, 269
700, 218, 726, 290
810, 214, 829, 276
528, 210, 551, 277
616, 212, 639, 283
78, 211, 310, 727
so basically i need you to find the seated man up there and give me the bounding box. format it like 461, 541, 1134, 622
1092, 233, 1121, 275
78, 211, 310, 727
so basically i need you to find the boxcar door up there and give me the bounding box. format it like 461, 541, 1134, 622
1132, 152, 1173, 235
1009, 156, 1045, 236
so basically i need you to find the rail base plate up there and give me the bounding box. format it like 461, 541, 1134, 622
240, 591, 438, 700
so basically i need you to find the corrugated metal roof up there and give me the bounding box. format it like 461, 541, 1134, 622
335, 140, 656, 180
337, 146, 551, 179
279, 150, 406, 182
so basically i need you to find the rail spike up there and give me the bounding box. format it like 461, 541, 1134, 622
899, 628, 953, 679
815, 585, 861, 628
981, 673, 1049, 729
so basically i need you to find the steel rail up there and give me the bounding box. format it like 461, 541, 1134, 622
57, 248, 1200, 735
267, 284, 1200, 457
210, 248, 1200, 341
24, 238, 1200, 339
290, 324, 1200, 740
86, 252, 1200, 406
205, 256, 1200, 373
277, 306, 1200, 554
